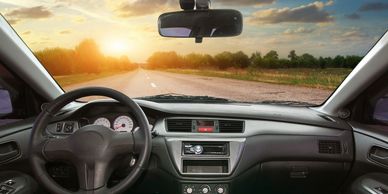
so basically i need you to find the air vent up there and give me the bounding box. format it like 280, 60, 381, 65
166, 119, 192, 132
319, 140, 342, 154
219, 120, 244, 133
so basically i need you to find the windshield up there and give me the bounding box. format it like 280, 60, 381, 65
1, 0, 387, 105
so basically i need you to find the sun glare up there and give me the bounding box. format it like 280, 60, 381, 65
102, 39, 130, 56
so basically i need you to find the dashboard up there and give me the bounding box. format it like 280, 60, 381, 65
0, 99, 355, 194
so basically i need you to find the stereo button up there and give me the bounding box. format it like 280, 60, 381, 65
200, 185, 210, 194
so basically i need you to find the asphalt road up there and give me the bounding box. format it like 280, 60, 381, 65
64, 69, 332, 104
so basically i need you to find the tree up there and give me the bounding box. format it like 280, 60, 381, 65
288, 50, 297, 61
232, 51, 250, 68
75, 39, 104, 73
299, 53, 318, 68
147, 51, 183, 69
344, 55, 362, 68
35, 48, 76, 75
214, 52, 234, 69
318, 57, 326, 69
263, 50, 279, 68
333, 55, 345, 68
250, 52, 262, 68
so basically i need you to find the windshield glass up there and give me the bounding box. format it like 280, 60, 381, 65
1, 0, 387, 105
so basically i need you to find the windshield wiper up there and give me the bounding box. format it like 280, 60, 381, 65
136, 93, 234, 103
255, 100, 315, 106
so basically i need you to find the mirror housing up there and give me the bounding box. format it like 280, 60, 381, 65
0, 89, 12, 116
158, 9, 243, 43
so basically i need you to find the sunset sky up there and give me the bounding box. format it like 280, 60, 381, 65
0, 0, 387, 62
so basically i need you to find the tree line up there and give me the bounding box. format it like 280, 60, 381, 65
146, 50, 363, 70
35, 39, 137, 76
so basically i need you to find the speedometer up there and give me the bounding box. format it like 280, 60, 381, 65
93, 117, 111, 128
113, 116, 134, 132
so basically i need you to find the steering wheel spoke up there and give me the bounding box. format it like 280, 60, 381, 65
110, 132, 135, 155
43, 137, 73, 161
75, 160, 110, 191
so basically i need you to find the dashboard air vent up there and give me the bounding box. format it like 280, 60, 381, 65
319, 140, 341, 154
219, 120, 244, 133
166, 119, 192, 132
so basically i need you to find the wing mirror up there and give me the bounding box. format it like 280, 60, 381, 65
0, 89, 12, 116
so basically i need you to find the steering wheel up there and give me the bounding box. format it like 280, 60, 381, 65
29, 87, 152, 194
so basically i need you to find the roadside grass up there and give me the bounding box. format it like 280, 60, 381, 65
54, 71, 129, 86
164, 68, 352, 90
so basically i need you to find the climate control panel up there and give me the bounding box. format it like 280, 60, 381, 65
182, 184, 228, 194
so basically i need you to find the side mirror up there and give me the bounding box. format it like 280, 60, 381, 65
158, 9, 243, 42
0, 89, 13, 116
373, 94, 388, 124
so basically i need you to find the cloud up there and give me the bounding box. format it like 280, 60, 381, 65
109, 0, 276, 17
248, 1, 334, 24
59, 30, 71, 34
72, 16, 86, 23
112, 0, 175, 17
7, 18, 20, 25
344, 13, 361, 20
283, 27, 315, 35
22, 31, 31, 35
216, 0, 275, 6
333, 29, 369, 43
359, 2, 388, 12
5, 6, 53, 19
342, 30, 367, 38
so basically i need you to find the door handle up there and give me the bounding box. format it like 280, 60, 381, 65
0, 141, 20, 162
369, 146, 388, 166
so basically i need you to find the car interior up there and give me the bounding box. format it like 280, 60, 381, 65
0, 0, 388, 194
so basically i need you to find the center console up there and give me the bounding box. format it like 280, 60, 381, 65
166, 138, 245, 176
164, 118, 246, 194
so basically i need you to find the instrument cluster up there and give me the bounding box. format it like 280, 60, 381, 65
93, 115, 135, 132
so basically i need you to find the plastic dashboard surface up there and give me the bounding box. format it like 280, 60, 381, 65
0, 99, 355, 194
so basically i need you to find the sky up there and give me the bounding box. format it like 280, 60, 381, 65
0, 0, 387, 62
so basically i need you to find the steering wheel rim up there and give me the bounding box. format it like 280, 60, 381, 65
29, 87, 152, 194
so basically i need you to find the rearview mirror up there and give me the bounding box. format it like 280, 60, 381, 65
158, 9, 243, 41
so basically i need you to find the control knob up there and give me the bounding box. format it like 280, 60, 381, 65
184, 185, 194, 194
200, 185, 211, 194
216, 186, 225, 194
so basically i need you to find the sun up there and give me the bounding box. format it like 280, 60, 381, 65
102, 39, 131, 56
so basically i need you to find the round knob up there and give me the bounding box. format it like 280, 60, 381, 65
202, 187, 209, 194
217, 187, 224, 194
186, 187, 193, 194
193, 145, 203, 154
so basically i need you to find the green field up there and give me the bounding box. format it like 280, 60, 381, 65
164, 68, 352, 90
54, 71, 127, 86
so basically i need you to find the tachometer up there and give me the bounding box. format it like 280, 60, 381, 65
113, 116, 134, 132
93, 117, 111, 128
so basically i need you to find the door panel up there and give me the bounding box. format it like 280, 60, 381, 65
346, 122, 388, 194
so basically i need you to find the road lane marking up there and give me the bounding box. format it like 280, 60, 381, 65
151, 83, 157, 88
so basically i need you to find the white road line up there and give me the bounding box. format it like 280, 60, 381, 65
151, 83, 157, 88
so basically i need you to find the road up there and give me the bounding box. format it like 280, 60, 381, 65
64, 69, 331, 104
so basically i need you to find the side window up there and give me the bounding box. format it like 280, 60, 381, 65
0, 63, 41, 126
373, 93, 388, 124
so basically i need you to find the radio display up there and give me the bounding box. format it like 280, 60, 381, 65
196, 120, 215, 133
